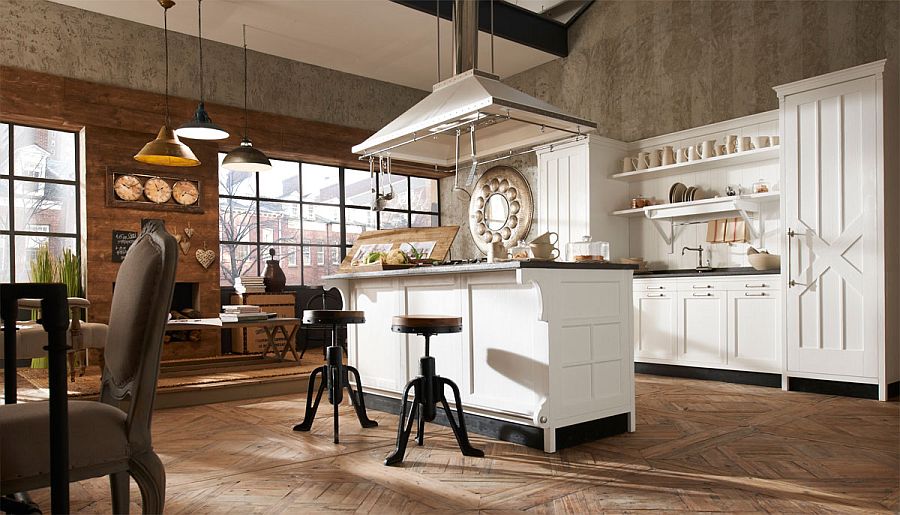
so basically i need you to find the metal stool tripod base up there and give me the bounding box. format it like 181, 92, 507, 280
293, 344, 377, 444
385, 355, 484, 466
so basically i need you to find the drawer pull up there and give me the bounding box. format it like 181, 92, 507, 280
692, 293, 713, 297
745, 283, 768, 288
647, 293, 666, 297
745, 292, 767, 297
692, 285, 712, 289
646, 286, 665, 290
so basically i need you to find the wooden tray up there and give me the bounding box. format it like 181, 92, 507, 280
340, 226, 459, 272
347, 262, 417, 272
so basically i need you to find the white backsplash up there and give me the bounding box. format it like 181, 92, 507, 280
623, 114, 781, 270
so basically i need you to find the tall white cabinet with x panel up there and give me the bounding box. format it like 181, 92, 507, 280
775, 60, 899, 400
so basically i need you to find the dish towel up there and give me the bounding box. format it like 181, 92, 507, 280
706, 218, 748, 243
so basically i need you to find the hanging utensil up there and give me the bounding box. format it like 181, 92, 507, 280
464, 123, 478, 186
451, 128, 471, 200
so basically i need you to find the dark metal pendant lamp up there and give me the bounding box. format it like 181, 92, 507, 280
222, 25, 271, 172
175, 0, 229, 140
134, 0, 200, 167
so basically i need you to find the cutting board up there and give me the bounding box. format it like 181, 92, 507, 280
340, 226, 459, 272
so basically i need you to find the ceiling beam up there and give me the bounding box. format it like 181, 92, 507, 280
392, 0, 568, 58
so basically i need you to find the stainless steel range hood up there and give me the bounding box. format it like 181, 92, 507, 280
352, 0, 596, 169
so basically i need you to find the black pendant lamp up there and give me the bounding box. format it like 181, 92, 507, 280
135, 0, 200, 167
222, 25, 271, 172
175, 0, 229, 140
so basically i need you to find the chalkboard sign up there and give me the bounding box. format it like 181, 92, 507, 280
112, 230, 138, 263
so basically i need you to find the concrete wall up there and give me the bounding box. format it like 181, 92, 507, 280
443, 0, 899, 259
0, 0, 426, 132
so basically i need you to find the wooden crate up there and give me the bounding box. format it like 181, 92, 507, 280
229, 292, 297, 354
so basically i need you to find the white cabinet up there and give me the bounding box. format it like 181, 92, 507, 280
775, 60, 899, 400
633, 275, 782, 374
535, 135, 629, 260
727, 289, 781, 372
676, 290, 727, 365
633, 291, 676, 361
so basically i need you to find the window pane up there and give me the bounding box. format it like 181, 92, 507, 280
382, 174, 409, 210
16, 235, 75, 282
302, 204, 341, 245
412, 213, 439, 228
302, 246, 340, 286
259, 159, 300, 200
261, 244, 302, 286
14, 181, 77, 234
411, 177, 438, 212
219, 198, 257, 243
218, 153, 257, 197
219, 244, 258, 287
345, 207, 376, 245
0, 235, 9, 282
13, 126, 76, 181
259, 201, 301, 243
344, 168, 373, 208
379, 211, 409, 230
0, 124, 9, 175
0, 179, 7, 230
302, 163, 340, 204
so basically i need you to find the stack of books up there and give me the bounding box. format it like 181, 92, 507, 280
220, 304, 270, 323
240, 275, 266, 293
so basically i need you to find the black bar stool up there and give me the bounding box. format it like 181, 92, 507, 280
293, 310, 377, 443
385, 315, 484, 465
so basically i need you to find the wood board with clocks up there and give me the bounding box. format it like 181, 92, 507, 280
106, 170, 203, 213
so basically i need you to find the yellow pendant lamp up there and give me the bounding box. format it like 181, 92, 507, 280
135, 0, 200, 167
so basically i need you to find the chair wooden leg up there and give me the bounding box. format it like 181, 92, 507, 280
130, 451, 166, 515
109, 471, 129, 514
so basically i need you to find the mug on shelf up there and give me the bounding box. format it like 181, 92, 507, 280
697, 139, 717, 159
622, 156, 635, 173
716, 144, 727, 156
675, 147, 688, 163
529, 242, 559, 260
631, 152, 650, 170
771, 135, 780, 146
752, 136, 770, 149
530, 231, 559, 245
688, 145, 702, 161
738, 136, 753, 152
648, 149, 662, 168
726, 134, 738, 154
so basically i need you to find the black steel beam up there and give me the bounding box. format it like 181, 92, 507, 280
393, 0, 568, 58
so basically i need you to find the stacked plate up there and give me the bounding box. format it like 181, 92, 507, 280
668, 182, 702, 203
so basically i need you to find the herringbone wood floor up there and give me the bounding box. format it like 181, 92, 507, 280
26, 374, 899, 513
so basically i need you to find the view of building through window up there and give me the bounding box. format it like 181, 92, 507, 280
218, 154, 440, 287
0, 123, 80, 283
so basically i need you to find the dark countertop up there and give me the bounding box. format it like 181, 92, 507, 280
325, 260, 638, 280
634, 267, 780, 278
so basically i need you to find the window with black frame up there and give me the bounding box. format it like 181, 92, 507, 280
0, 123, 81, 283
218, 154, 440, 287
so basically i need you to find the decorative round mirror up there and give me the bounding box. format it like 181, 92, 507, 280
468, 165, 533, 255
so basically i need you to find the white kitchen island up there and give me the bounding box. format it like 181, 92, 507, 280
325, 261, 636, 453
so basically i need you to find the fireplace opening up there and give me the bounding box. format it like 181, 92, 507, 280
167, 282, 200, 344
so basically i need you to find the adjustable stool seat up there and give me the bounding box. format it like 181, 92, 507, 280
293, 310, 377, 443
385, 315, 484, 465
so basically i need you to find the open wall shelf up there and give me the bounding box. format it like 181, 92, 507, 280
611, 146, 780, 182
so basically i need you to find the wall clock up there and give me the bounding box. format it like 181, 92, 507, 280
106, 170, 203, 213
113, 174, 143, 201
144, 177, 173, 204
172, 180, 200, 206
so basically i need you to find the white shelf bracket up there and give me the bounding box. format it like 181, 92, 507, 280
646, 214, 675, 253
733, 199, 764, 245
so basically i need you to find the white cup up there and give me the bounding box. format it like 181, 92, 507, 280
675, 147, 688, 163
648, 149, 662, 168
752, 136, 770, 149
631, 152, 650, 170
696, 140, 716, 159
771, 135, 780, 146
622, 157, 635, 173
688, 146, 701, 161
738, 136, 753, 152
726, 134, 738, 154
661, 146, 676, 166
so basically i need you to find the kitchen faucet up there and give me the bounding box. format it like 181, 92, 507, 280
682, 245, 712, 271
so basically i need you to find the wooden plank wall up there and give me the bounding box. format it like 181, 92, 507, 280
0, 65, 443, 358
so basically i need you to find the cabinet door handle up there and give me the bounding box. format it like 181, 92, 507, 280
745, 292, 767, 297
787, 227, 807, 288
745, 283, 767, 288
692, 293, 713, 297
692, 285, 712, 289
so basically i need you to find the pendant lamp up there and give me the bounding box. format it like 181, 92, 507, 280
175, 0, 229, 140
222, 25, 271, 172
135, 0, 200, 167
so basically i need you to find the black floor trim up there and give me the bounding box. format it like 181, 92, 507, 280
636, 362, 782, 388
363, 392, 629, 451
788, 377, 884, 400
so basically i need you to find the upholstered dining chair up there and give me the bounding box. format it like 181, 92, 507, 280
0, 220, 178, 514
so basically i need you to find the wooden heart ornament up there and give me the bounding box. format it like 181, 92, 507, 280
184, 223, 195, 239
179, 239, 192, 255
195, 247, 216, 269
